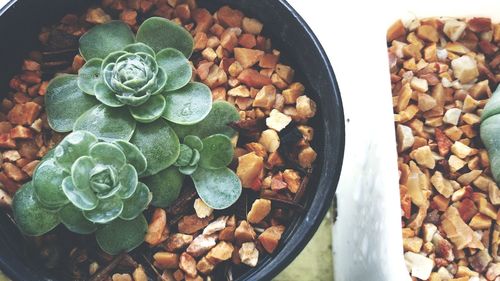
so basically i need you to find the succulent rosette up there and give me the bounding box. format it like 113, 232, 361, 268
173, 134, 242, 210
12, 131, 152, 254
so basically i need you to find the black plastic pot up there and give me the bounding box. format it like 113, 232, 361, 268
0, 1, 344, 280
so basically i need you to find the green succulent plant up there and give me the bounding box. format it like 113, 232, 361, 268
22, 17, 245, 248
173, 134, 242, 209
45, 18, 211, 177
12, 131, 151, 254
481, 85, 500, 183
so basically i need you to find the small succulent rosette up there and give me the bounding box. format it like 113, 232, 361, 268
174, 134, 241, 210
481, 85, 500, 182
12, 131, 152, 254
43, 18, 244, 209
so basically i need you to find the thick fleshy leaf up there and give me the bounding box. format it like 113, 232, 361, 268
199, 134, 233, 169
113, 140, 147, 175
191, 167, 242, 210
70, 156, 94, 191
117, 164, 138, 199
151, 67, 168, 96
130, 119, 180, 176
190, 149, 200, 166
116, 92, 151, 107
83, 195, 123, 224
169, 101, 240, 139
45, 75, 100, 132
89, 142, 127, 169
96, 215, 147, 255
74, 105, 136, 141
123, 42, 155, 57
156, 48, 191, 91
142, 166, 184, 207
179, 165, 197, 175
59, 204, 97, 234
162, 82, 212, 125
12, 182, 60, 236
95, 82, 124, 107
79, 21, 135, 60
136, 17, 194, 57
175, 144, 193, 167
54, 131, 98, 171
120, 182, 151, 220
33, 158, 69, 209
184, 135, 203, 151
102, 51, 128, 70
78, 58, 103, 96
129, 94, 166, 123
62, 176, 98, 211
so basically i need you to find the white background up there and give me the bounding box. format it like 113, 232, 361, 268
286, 0, 500, 280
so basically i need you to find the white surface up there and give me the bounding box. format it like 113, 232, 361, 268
286, 1, 500, 281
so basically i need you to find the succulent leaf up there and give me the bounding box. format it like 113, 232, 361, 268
130, 119, 180, 176
45, 75, 100, 132
136, 17, 194, 57
142, 166, 184, 207
162, 82, 212, 125
117, 164, 139, 199
70, 156, 95, 191
199, 134, 233, 169
129, 94, 166, 123
59, 204, 97, 234
175, 144, 194, 167
74, 105, 136, 141
89, 142, 127, 169
13, 182, 61, 236
33, 158, 69, 209
95, 82, 124, 107
113, 140, 147, 176
169, 101, 240, 139
123, 42, 155, 57
62, 176, 99, 211
156, 48, 192, 91
179, 164, 198, 176
120, 182, 151, 220
191, 167, 242, 210
95, 215, 147, 255
78, 58, 103, 96
79, 21, 135, 60
55, 131, 98, 171
184, 135, 203, 151
83, 195, 124, 224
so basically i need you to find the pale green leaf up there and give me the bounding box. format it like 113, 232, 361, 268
136, 17, 194, 57
95, 215, 147, 255
45, 75, 99, 132
74, 105, 136, 142
120, 182, 151, 220
130, 119, 180, 176
79, 21, 135, 60
142, 166, 184, 207
191, 167, 242, 210
78, 58, 103, 95
156, 48, 191, 91
162, 82, 212, 125
12, 182, 60, 236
